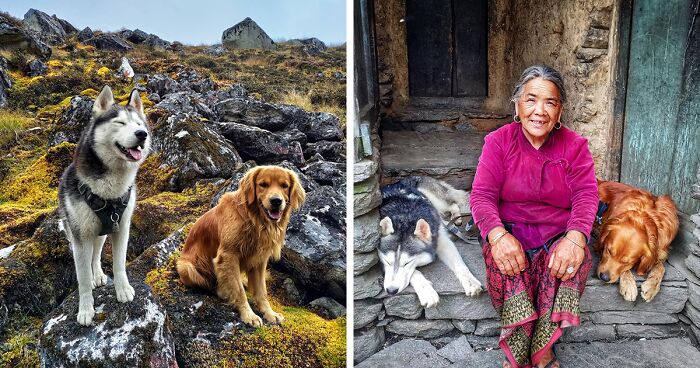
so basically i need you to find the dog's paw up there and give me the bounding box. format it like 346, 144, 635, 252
263, 310, 285, 324
77, 306, 95, 326
415, 283, 440, 308
115, 282, 135, 303
641, 279, 661, 302
619, 281, 638, 302
92, 269, 108, 288
241, 311, 264, 327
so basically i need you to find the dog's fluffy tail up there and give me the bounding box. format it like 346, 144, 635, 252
176, 257, 213, 290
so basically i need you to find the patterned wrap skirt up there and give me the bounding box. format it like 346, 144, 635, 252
481, 233, 592, 368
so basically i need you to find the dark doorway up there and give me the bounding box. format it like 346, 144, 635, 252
406, 0, 488, 97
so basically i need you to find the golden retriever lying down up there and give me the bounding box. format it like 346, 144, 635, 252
176, 166, 305, 326
595, 180, 678, 302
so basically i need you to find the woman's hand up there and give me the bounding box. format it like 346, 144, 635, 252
548, 230, 586, 281
489, 227, 527, 276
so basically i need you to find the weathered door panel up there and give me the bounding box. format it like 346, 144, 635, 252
621, 0, 699, 213
454, 0, 488, 96
406, 0, 452, 96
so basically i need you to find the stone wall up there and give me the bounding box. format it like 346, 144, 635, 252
374, 0, 620, 179
354, 235, 692, 365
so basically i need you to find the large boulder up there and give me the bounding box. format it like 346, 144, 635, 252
0, 15, 52, 59
283, 184, 347, 302
38, 281, 177, 368
221, 17, 276, 50
82, 34, 133, 52
288, 37, 327, 55
151, 112, 242, 191
217, 122, 305, 166
47, 95, 93, 146
23, 9, 66, 45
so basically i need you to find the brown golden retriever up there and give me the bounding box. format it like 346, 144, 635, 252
595, 180, 678, 302
176, 166, 305, 326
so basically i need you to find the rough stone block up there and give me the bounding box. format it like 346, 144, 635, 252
384, 294, 423, 319
474, 319, 501, 336
355, 250, 379, 275
436, 335, 474, 363
354, 299, 384, 330
354, 264, 383, 299
354, 159, 379, 183
580, 283, 687, 313
616, 323, 683, 339
424, 294, 497, 320
354, 326, 385, 364
560, 321, 616, 342
555, 338, 700, 366
354, 175, 381, 217
355, 339, 449, 368
583, 311, 678, 325
386, 319, 455, 339
452, 319, 476, 334
354, 209, 380, 253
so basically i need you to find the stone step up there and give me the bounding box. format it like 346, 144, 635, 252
356, 337, 700, 367
380, 130, 486, 189
377, 237, 688, 320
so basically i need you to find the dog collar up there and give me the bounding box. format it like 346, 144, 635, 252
77, 181, 132, 236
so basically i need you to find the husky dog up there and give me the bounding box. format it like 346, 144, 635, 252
379, 176, 482, 307
58, 86, 151, 325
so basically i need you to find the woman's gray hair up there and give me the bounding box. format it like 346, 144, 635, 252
511, 65, 567, 103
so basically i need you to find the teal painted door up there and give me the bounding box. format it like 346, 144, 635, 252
621, 0, 700, 214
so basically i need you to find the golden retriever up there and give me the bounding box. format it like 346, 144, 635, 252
176, 166, 305, 326
595, 180, 678, 302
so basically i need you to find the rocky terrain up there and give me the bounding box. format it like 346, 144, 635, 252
0, 9, 346, 367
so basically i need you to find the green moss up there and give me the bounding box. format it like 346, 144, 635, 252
144, 250, 185, 302
0, 313, 42, 368
219, 305, 346, 368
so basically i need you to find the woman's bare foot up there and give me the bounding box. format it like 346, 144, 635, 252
537, 348, 560, 368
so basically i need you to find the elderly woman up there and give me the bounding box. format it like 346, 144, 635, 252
470, 65, 598, 368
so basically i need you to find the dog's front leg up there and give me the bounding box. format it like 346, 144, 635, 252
410, 270, 439, 308
250, 261, 284, 324
214, 251, 262, 327
436, 228, 482, 296
641, 263, 665, 302
73, 241, 95, 325
619, 269, 638, 301
91, 235, 108, 288
111, 215, 134, 303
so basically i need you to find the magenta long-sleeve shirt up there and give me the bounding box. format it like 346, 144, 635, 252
470, 122, 598, 250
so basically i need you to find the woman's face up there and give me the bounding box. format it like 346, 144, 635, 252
515, 77, 564, 148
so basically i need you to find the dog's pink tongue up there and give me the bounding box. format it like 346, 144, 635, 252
269, 210, 281, 220
128, 148, 142, 160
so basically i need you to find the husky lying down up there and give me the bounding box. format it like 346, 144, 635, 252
378, 176, 482, 307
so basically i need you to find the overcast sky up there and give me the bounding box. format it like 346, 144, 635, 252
2, 0, 346, 46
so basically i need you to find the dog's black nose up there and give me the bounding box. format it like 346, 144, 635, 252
135, 130, 148, 141
270, 197, 282, 207
598, 272, 610, 282
386, 287, 398, 295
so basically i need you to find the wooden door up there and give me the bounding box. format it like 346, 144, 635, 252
621, 0, 700, 214
406, 0, 487, 97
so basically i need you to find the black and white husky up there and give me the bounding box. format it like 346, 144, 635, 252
58, 86, 151, 325
379, 176, 482, 307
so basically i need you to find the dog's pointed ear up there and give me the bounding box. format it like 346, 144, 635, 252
239, 167, 259, 205
638, 217, 659, 274
414, 218, 432, 242
288, 169, 306, 211
128, 89, 144, 116
93, 85, 115, 116
379, 216, 394, 236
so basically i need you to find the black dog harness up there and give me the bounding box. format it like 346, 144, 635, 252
77, 182, 131, 236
